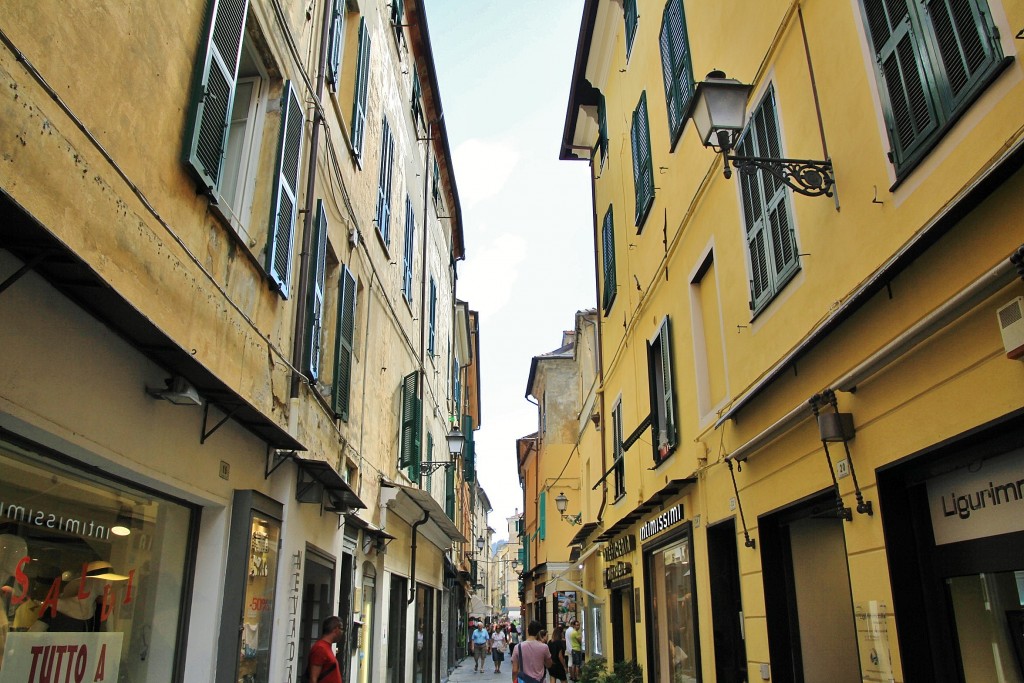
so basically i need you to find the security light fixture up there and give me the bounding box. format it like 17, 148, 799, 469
145, 376, 202, 406
555, 492, 582, 526
690, 71, 835, 198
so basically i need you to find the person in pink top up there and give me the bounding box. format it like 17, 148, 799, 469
511, 620, 553, 683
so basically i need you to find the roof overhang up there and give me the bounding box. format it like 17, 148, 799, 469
560, 0, 600, 161
384, 481, 468, 549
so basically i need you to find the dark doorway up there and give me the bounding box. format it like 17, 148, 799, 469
299, 549, 336, 678
414, 582, 436, 683
610, 581, 636, 664
336, 551, 354, 674
387, 575, 409, 683
708, 518, 747, 683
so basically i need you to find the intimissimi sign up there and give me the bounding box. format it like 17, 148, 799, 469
927, 450, 1024, 545
639, 504, 684, 542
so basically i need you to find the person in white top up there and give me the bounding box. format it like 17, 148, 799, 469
490, 623, 509, 673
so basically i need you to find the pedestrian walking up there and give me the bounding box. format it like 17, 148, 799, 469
490, 623, 508, 673
471, 621, 491, 673
547, 626, 568, 683
565, 618, 583, 681
306, 615, 344, 683
512, 620, 552, 683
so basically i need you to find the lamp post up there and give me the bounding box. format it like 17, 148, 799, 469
419, 425, 466, 478
689, 71, 835, 197
554, 492, 582, 526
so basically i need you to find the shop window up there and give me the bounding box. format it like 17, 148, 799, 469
0, 437, 193, 683
589, 605, 604, 656
356, 564, 376, 683
645, 525, 698, 682
414, 583, 435, 683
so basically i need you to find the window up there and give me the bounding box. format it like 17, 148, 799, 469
431, 158, 443, 210
623, 0, 639, 59
631, 92, 654, 229
402, 195, 415, 302
305, 199, 329, 380
326, 0, 345, 91
463, 415, 476, 484
399, 371, 421, 481
351, 18, 371, 158
612, 399, 625, 500
265, 81, 305, 297
539, 490, 547, 541
452, 358, 462, 420
376, 117, 395, 245
658, 0, 694, 147
601, 205, 616, 314
412, 71, 425, 130
390, 0, 405, 44
738, 86, 799, 314
597, 92, 609, 169
648, 317, 677, 465
428, 276, 437, 356
860, 0, 1004, 174
332, 265, 357, 420
445, 464, 455, 520
218, 47, 267, 239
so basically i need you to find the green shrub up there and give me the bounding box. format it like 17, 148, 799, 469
610, 660, 643, 683
578, 656, 643, 683
579, 656, 607, 683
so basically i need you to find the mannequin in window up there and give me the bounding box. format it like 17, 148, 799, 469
30, 560, 127, 632
0, 534, 29, 668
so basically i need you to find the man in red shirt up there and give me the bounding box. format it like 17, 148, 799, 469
308, 615, 344, 683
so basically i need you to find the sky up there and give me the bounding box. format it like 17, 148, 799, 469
427, 1, 594, 540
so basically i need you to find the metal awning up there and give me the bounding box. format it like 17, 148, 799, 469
344, 513, 395, 541
383, 481, 468, 548
593, 478, 696, 542
294, 456, 366, 511
569, 522, 600, 548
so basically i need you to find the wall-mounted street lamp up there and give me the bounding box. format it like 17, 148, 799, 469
689, 71, 835, 198
476, 535, 486, 553
420, 425, 466, 478
554, 492, 582, 526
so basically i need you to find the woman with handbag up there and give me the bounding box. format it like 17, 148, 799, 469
491, 623, 509, 673
511, 620, 552, 683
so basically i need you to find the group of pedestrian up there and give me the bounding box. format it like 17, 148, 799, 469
467, 616, 582, 683
469, 617, 521, 673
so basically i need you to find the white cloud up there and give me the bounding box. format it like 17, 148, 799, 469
452, 138, 520, 209
459, 233, 527, 320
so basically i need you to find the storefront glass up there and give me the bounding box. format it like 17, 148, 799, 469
0, 437, 192, 682
647, 534, 697, 683
239, 512, 281, 683
949, 571, 1024, 682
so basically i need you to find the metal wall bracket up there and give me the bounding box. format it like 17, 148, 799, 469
265, 448, 295, 479
726, 155, 835, 197
201, 402, 240, 445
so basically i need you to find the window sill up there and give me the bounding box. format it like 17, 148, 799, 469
206, 201, 278, 295
612, 492, 627, 505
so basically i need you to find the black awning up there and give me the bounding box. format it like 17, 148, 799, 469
294, 456, 366, 511
344, 513, 395, 540
568, 546, 581, 563
569, 521, 600, 548
593, 478, 696, 542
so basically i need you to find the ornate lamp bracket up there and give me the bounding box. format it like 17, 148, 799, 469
725, 155, 835, 197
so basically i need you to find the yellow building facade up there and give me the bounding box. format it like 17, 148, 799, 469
560, 1, 1024, 681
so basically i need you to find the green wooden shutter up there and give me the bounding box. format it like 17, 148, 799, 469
623, 0, 638, 58
400, 371, 421, 476
412, 71, 424, 126
351, 18, 371, 157
445, 465, 455, 520
597, 92, 609, 164
659, 0, 693, 144
463, 415, 475, 484
539, 490, 546, 541
402, 195, 414, 301
266, 80, 304, 297
453, 358, 462, 420
631, 92, 654, 228
332, 265, 357, 420
601, 205, 616, 314
184, 0, 250, 192
326, 0, 344, 90
432, 158, 442, 207
376, 119, 394, 244
658, 319, 676, 454
924, 0, 999, 105
305, 199, 328, 380
428, 277, 437, 355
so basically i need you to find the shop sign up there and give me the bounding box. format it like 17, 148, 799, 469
604, 562, 632, 587
639, 504, 684, 542
0, 632, 122, 683
602, 534, 635, 562
853, 601, 895, 683
926, 451, 1024, 545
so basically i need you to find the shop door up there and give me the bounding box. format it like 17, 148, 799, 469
356, 564, 377, 683
414, 583, 436, 683
299, 549, 336, 677
387, 575, 409, 683
610, 581, 636, 664
708, 518, 747, 683
761, 496, 860, 683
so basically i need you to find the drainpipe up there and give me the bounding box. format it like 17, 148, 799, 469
408, 508, 431, 604
290, 0, 333, 399
417, 121, 432, 487
586, 151, 609, 524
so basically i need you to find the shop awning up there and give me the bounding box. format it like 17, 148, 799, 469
383, 481, 468, 549
294, 456, 366, 512
344, 513, 396, 542
569, 521, 600, 548
593, 478, 695, 543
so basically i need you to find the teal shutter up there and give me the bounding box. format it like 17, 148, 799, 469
659, 0, 694, 145
432, 158, 442, 207
539, 490, 546, 541
648, 318, 676, 464
351, 18, 371, 157
332, 266, 357, 420
305, 199, 329, 380
400, 371, 421, 478
597, 92, 609, 164
376, 118, 395, 244
326, 0, 344, 90
623, 0, 638, 58
453, 358, 462, 420
925, 0, 999, 106
601, 205, 616, 314
631, 92, 654, 228
184, 0, 250, 192
463, 415, 475, 484
412, 72, 424, 127
445, 465, 455, 520
402, 195, 414, 301
428, 277, 437, 355
266, 80, 304, 297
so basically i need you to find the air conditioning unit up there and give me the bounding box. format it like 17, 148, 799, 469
997, 297, 1024, 359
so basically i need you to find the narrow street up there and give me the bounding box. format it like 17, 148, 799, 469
447, 656, 513, 683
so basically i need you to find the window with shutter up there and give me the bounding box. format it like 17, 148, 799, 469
332, 265, 357, 420
623, 0, 639, 60
597, 91, 609, 169
351, 18, 371, 158
601, 205, 616, 314
539, 490, 546, 541
326, 0, 344, 91
463, 415, 475, 484
631, 92, 655, 229
432, 158, 443, 209
658, 0, 694, 147
737, 86, 799, 314
402, 195, 415, 302
412, 71, 424, 129
305, 199, 329, 380
265, 80, 304, 298
428, 277, 437, 355
453, 358, 462, 420
400, 371, 422, 478
376, 118, 395, 245
612, 400, 625, 500
391, 0, 405, 44
859, 0, 1003, 175
425, 433, 434, 493
445, 465, 455, 520
648, 317, 677, 466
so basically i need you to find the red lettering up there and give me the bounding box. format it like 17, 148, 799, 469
54, 644, 69, 683
64, 645, 79, 683
100, 585, 114, 622
12, 555, 31, 605
76, 563, 91, 601
93, 644, 107, 681
28, 645, 44, 682
38, 577, 62, 618
122, 569, 134, 605
74, 644, 88, 683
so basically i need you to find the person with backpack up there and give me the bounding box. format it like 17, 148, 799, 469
306, 615, 344, 683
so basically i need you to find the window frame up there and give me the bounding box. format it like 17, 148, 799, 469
402, 195, 415, 303
623, 0, 639, 61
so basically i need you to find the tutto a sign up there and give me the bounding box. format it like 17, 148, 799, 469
604, 562, 632, 587
639, 504, 684, 542
0, 632, 123, 683
927, 450, 1024, 545
603, 534, 636, 562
